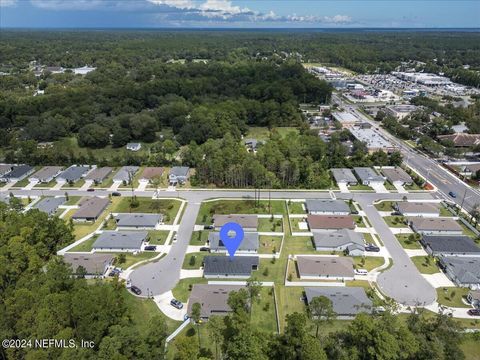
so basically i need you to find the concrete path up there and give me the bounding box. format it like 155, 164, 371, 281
0, 181, 16, 191
52, 181, 64, 190
338, 183, 350, 193
79, 180, 93, 191
108, 181, 122, 191
394, 183, 408, 193
404, 248, 428, 257
371, 183, 389, 193
179, 269, 203, 279
358, 197, 437, 306
422, 273, 455, 288
23, 181, 38, 190
136, 181, 148, 191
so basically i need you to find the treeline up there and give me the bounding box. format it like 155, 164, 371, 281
0, 61, 331, 148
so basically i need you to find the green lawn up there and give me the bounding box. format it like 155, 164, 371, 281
196, 199, 286, 225
251, 287, 278, 333
436, 287, 470, 308
353, 215, 366, 228
349, 184, 374, 191
282, 235, 316, 254
190, 230, 210, 245
275, 285, 306, 332
64, 196, 81, 205
461, 334, 480, 360
256, 257, 287, 284
171, 277, 208, 303
374, 201, 396, 212
439, 206, 454, 217
290, 217, 309, 232
112, 252, 158, 269
384, 216, 408, 228
384, 181, 397, 191
396, 234, 422, 249
182, 252, 211, 269
258, 217, 283, 232
352, 256, 385, 271
34, 179, 58, 188
148, 230, 170, 245
411, 256, 440, 274
259, 235, 283, 254
287, 201, 305, 214
68, 236, 98, 252
245, 126, 299, 141
113, 197, 182, 224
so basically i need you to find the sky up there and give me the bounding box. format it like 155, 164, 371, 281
1, 0, 479, 29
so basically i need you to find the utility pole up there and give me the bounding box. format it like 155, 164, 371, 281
459, 187, 469, 214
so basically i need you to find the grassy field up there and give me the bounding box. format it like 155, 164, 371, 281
190, 230, 210, 245
256, 257, 287, 284
113, 197, 182, 224
283, 235, 316, 254
436, 287, 470, 308
275, 285, 306, 331
461, 334, 480, 360
251, 287, 278, 333
245, 127, 299, 141
112, 252, 158, 269
383, 216, 408, 228
259, 235, 283, 254
395, 234, 422, 249
411, 256, 439, 274
196, 199, 286, 224
171, 277, 208, 303
68, 235, 98, 252
352, 256, 385, 271
287, 201, 305, 214
374, 201, 396, 212
258, 217, 283, 232
148, 230, 170, 245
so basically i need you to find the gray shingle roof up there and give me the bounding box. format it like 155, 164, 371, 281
92, 231, 148, 250
72, 197, 109, 220
169, 166, 189, 177
63, 253, 114, 275
113, 166, 139, 182
396, 202, 440, 215
306, 199, 350, 214
382, 167, 413, 184
203, 256, 259, 277
439, 257, 480, 284
409, 217, 463, 232
421, 235, 480, 255
30, 166, 63, 182
187, 284, 245, 318
331, 168, 357, 184
313, 230, 364, 250
353, 167, 385, 183
33, 196, 65, 215
305, 287, 373, 316
209, 232, 259, 252
115, 213, 162, 227
85, 167, 112, 182
3, 165, 34, 180
58, 166, 90, 182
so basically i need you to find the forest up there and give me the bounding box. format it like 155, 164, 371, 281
0, 203, 475, 360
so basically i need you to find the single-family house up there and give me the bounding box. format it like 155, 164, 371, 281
305, 199, 350, 215
63, 253, 114, 278
307, 215, 355, 231
421, 235, 480, 257
353, 167, 385, 186
113, 166, 139, 184
0, 165, 34, 182
73, 65, 96, 75
85, 167, 112, 184
331, 168, 358, 186
312, 230, 365, 256
203, 256, 259, 279
467, 290, 480, 308
209, 232, 259, 253
296, 256, 355, 281
114, 213, 162, 229
395, 202, 440, 217
139, 167, 164, 183
92, 231, 148, 252
438, 256, 480, 287
33, 196, 66, 216
30, 166, 63, 183
71, 197, 109, 222
57, 165, 90, 183
382, 167, 413, 186
187, 284, 245, 319
169, 166, 190, 185
0, 164, 13, 177
437, 133, 480, 148
408, 217, 463, 235
244, 138, 264, 152
126, 143, 142, 152
305, 287, 373, 317
212, 214, 258, 232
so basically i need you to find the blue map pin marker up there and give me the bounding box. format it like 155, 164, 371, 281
219, 222, 244, 259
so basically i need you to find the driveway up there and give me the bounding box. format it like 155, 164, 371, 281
371, 183, 389, 193
154, 291, 187, 321
358, 197, 437, 306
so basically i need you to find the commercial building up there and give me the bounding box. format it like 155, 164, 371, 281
381, 167, 413, 186
305, 199, 350, 215
209, 232, 259, 254
307, 215, 355, 231
187, 284, 245, 319
30, 166, 63, 183
408, 217, 463, 235
203, 256, 259, 279
71, 197, 109, 222
349, 127, 396, 153
312, 230, 365, 256
305, 287, 373, 317
353, 167, 385, 186
438, 257, 480, 287
114, 213, 162, 229
33, 196, 66, 216
395, 202, 440, 217
296, 256, 355, 281
92, 231, 148, 252
63, 253, 114, 278
331, 168, 358, 185
385, 105, 418, 120
421, 235, 480, 257
332, 111, 359, 127
212, 214, 258, 232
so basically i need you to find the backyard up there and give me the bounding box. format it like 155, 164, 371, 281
259, 235, 283, 254
258, 217, 283, 232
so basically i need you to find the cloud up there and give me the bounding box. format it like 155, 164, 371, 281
323, 15, 352, 24
0, 0, 17, 6
30, 0, 106, 10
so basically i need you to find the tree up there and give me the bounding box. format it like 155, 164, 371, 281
117, 253, 126, 264
207, 316, 225, 360
191, 302, 202, 347
77, 123, 110, 148
174, 336, 199, 360
245, 277, 262, 312
308, 296, 336, 338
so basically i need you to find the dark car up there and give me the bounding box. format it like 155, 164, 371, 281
112, 192, 121, 197
199, 247, 210, 252
144, 245, 157, 251
170, 299, 183, 309
109, 268, 121, 277
448, 191, 457, 198
204, 225, 214, 230
130, 286, 142, 295
365, 244, 381, 252
467, 309, 480, 316
87, 188, 95, 192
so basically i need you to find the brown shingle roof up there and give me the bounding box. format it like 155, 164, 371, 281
140, 167, 164, 180
72, 197, 109, 220
408, 217, 462, 232
396, 202, 440, 215
438, 133, 480, 147
296, 256, 354, 278
213, 214, 258, 229
307, 215, 355, 230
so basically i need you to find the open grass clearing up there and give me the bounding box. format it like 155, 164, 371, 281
113, 197, 182, 224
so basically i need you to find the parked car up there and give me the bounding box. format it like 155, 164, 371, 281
109, 268, 121, 276
355, 269, 368, 275
170, 299, 183, 309
467, 309, 480, 316
199, 247, 210, 252
365, 244, 380, 252
204, 225, 214, 230
448, 191, 457, 198
144, 245, 157, 251
112, 192, 121, 197
87, 188, 95, 192
173, 234, 178, 242
130, 286, 142, 295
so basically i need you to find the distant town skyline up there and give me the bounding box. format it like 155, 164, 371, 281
1, 0, 479, 29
